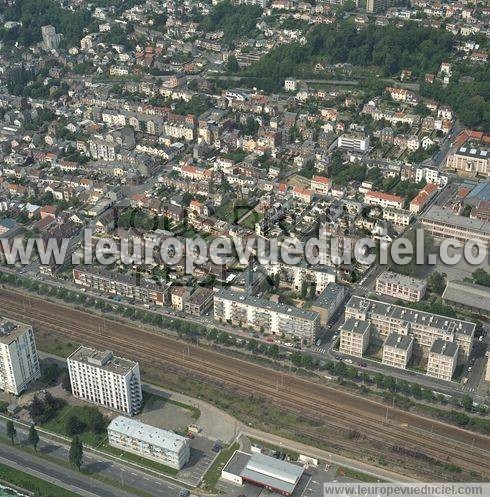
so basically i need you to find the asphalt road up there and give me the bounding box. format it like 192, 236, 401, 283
0, 419, 181, 497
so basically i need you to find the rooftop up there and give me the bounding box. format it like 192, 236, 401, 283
346, 296, 475, 337
68, 346, 138, 375
384, 332, 413, 351
108, 416, 188, 453
216, 289, 319, 321
421, 205, 490, 235
377, 271, 427, 291
442, 280, 490, 312
0, 316, 31, 344
341, 317, 370, 335
430, 338, 459, 357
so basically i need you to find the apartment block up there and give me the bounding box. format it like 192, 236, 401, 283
409, 183, 438, 214
365, 191, 405, 209
382, 332, 413, 369
421, 205, 490, 245
68, 347, 142, 416
375, 271, 427, 302
108, 416, 190, 469
73, 267, 169, 306
339, 318, 370, 358
89, 138, 120, 161
344, 296, 475, 364
310, 175, 331, 195
382, 207, 413, 227
0, 317, 40, 395
311, 283, 348, 326
214, 289, 320, 342
184, 287, 214, 316
426, 338, 458, 381
364, 0, 403, 13
338, 133, 370, 152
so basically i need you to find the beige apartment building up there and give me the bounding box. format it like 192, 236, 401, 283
344, 296, 475, 364
382, 332, 413, 369
382, 207, 413, 227
426, 338, 459, 381
339, 318, 370, 358
214, 289, 320, 343
376, 271, 427, 302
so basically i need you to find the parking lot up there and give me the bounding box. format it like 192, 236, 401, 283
179, 435, 219, 486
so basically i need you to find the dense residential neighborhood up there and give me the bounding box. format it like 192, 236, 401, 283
0, 0, 488, 496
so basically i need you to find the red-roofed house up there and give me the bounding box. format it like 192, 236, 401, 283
409, 183, 438, 213
365, 191, 405, 209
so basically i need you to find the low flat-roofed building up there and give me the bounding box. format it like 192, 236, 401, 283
311, 283, 348, 326
421, 205, 490, 245
426, 338, 459, 381
382, 332, 413, 369
382, 207, 413, 227
376, 271, 427, 302
339, 318, 370, 358
221, 451, 304, 496
442, 280, 490, 318
108, 416, 190, 469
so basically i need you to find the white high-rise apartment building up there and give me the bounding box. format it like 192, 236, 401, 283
0, 317, 40, 395
68, 346, 142, 416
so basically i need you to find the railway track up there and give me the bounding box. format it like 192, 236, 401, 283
0, 288, 488, 476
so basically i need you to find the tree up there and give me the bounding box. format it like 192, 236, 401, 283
427, 271, 446, 295
6, 420, 16, 445
66, 415, 85, 436
69, 436, 84, 471
28, 425, 40, 452
60, 371, 72, 392
226, 54, 239, 72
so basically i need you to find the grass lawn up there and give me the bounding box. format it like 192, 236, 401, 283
0, 461, 82, 497
34, 331, 79, 357
42, 405, 107, 447
201, 442, 239, 490
101, 442, 179, 477
336, 466, 385, 482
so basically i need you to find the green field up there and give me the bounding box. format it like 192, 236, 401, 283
0, 462, 82, 497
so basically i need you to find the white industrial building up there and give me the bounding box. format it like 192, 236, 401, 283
68, 346, 142, 416
0, 317, 40, 395
107, 416, 190, 469
222, 451, 304, 496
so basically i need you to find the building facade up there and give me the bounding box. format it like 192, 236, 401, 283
344, 296, 475, 364
107, 416, 190, 469
375, 271, 427, 302
214, 289, 320, 342
382, 332, 413, 369
68, 347, 142, 416
426, 339, 458, 381
0, 317, 40, 395
339, 318, 370, 358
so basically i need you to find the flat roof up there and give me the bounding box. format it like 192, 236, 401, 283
442, 280, 490, 312
421, 205, 490, 235
0, 316, 31, 344
314, 283, 347, 307
108, 416, 188, 453
216, 289, 319, 321
346, 296, 475, 337
377, 271, 426, 291
240, 453, 304, 495
68, 346, 138, 375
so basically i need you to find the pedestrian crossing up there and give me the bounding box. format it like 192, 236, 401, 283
312, 346, 328, 354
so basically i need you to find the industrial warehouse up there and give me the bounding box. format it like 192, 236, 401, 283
221, 451, 305, 496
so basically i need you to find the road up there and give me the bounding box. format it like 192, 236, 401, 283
0, 444, 138, 497
0, 418, 181, 497
0, 287, 488, 479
